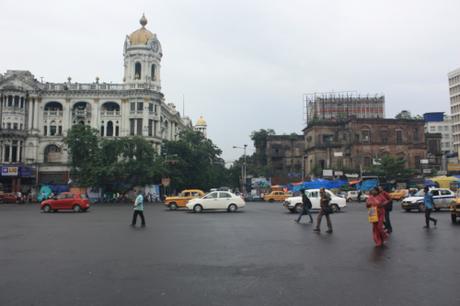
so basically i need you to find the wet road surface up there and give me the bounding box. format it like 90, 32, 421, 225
1, 201, 459, 306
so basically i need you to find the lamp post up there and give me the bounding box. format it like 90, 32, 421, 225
233, 144, 247, 194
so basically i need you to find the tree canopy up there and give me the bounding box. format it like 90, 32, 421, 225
65, 125, 162, 193
370, 155, 416, 182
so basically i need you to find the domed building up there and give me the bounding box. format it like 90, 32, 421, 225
0, 15, 198, 193
194, 116, 207, 138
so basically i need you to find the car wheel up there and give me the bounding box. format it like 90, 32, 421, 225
434, 207, 441, 212
228, 204, 238, 212
73, 205, 82, 213
169, 203, 178, 210
43, 205, 51, 213
268, 199, 274, 203
193, 204, 203, 213
331, 204, 340, 213
418, 203, 425, 212
404, 209, 411, 212
294, 203, 302, 213
451, 214, 458, 224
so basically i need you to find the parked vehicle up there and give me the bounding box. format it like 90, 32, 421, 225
263, 191, 291, 202
41, 192, 90, 213
0, 193, 25, 204
389, 189, 408, 201
164, 189, 205, 210
401, 188, 455, 212
283, 189, 347, 213
346, 191, 368, 202
244, 194, 262, 202
186, 191, 246, 213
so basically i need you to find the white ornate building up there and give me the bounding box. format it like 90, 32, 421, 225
0, 15, 199, 192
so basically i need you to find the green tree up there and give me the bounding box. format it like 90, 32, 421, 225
65, 126, 162, 193
370, 155, 416, 182
64, 125, 101, 187
162, 129, 227, 191
250, 129, 275, 167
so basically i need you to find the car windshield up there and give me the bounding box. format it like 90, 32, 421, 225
414, 190, 425, 197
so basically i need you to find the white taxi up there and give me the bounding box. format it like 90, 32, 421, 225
283, 189, 347, 213
186, 191, 246, 213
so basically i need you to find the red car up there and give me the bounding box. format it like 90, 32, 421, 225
0, 193, 24, 204
41, 192, 90, 213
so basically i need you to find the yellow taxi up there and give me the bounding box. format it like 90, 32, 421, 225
164, 189, 205, 210
263, 191, 292, 202
389, 189, 408, 201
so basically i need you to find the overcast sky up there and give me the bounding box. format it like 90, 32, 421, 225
1, 0, 459, 162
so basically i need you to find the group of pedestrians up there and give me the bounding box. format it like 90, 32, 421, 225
295, 188, 333, 233
295, 185, 438, 246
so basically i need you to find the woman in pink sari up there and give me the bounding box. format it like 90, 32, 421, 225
366, 187, 388, 246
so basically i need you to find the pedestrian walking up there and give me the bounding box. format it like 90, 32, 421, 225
378, 186, 393, 233
131, 190, 146, 227
314, 188, 333, 233
366, 187, 388, 246
423, 187, 437, 229
295, 189, 313, 224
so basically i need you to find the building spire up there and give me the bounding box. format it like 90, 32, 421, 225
140, 13, 147, 27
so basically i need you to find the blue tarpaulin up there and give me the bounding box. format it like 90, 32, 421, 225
291, 179, 348, 192
356, 179, 379, 191
424, 179, 437, 187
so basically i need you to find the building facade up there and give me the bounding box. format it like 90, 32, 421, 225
449, 68, 460, 154
303, 118, 427, 176
305, 92, 385, 124
0, 15, 198, 192
423, 112, 453, 154
265, 134, 304, 185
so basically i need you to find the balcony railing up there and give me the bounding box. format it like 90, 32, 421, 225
43, 82, 161, 92
72, 110, 91, 117
43, 110, 63, 117
100, 110, 121, 116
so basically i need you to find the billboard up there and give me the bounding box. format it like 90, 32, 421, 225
1, 166, 18, 176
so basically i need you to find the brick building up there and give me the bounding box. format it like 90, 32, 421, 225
265, 134, 304, 184
303, 118, 427, 176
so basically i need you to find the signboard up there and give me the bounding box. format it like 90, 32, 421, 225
333, 152, 343, 157
161, 178, 171, 187
334, 171, 343, 176
420, 159, 429, 165
423, 169, 432, 174
322, 169, 333, 177
1, 166, 18, 176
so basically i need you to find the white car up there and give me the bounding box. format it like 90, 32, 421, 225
346, 191, 368, 202
401, 188, 455, 212
283, 189, 347, 213
186, 191, 246, 213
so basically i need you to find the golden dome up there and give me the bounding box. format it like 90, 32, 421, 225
196, 116, 207, 126
129, 14, 154, 45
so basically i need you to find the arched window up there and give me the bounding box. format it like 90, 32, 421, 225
107, 121, 114, 137
101, 102, 120, 112
151, 64, 156, 80
44, 145, 62, 163
134, 62, 142, 80
44, 101, 63, 111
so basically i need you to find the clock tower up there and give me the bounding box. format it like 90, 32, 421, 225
123, 14, 162, 87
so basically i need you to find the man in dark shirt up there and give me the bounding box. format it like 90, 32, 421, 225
295, 189, 313, 224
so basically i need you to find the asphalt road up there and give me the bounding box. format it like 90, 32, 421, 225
1, 201, 459, 306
